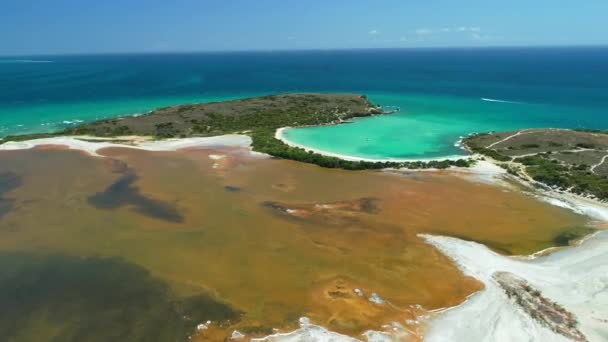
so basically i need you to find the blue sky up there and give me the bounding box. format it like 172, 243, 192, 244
2, 0, 607, 55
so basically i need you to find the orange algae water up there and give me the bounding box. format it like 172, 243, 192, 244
0, 145, 588, 341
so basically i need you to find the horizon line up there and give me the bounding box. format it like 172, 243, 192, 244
2, 43, 608, 58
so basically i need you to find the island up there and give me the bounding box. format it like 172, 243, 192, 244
1, 94, 472, 170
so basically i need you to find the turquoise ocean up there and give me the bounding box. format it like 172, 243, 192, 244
1, 47, 607, 159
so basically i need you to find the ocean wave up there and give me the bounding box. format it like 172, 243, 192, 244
0, 59, 53, 64
481, 98, 522, 104
62, 120, 84, 125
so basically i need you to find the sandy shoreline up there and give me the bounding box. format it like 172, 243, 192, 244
275, 127, 468, 162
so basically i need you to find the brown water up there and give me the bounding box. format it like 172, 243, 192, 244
0, 145, 589, 341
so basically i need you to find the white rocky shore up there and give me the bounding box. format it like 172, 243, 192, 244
421, 228, 607, 342
245, 149, 608, 341
248, 317, 408, 342
247, 232, 607, 342
418, 161, 608, 342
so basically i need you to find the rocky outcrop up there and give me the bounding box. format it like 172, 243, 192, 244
493, 271, 587, 341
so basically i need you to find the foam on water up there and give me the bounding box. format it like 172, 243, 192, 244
480, 97, 523, 104
62, 120, 84, 125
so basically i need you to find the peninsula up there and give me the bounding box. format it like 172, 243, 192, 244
464, 129, 608, 201
1, 94, 472, 170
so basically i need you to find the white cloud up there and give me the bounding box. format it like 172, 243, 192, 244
471, 32, 501, 41
455, 26, 482, 32
374, 26, 492, 44
416, 27, 481, 35
437, 26, 483, 34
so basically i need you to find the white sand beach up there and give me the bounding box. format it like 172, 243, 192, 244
0, 134, 255, 157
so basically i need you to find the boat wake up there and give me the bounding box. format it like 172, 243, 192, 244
481, 98, 522, 104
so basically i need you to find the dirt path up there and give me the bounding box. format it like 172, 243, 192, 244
510, 148, 595, 159
590, 153, 608, 174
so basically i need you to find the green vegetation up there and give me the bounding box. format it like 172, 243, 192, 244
574, 129, 608, 135
154, 122, 177, 138
465, 142, 512, 162
515, 154, 608, 199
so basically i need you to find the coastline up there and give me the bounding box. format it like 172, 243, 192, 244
533, 188, 608, 222
473, 150, 608, 222
0, 133, 499, 176
3, 132, 606, 213
2, 132, 607, 342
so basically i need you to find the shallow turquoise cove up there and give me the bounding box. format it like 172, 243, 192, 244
282, 92, 607, 159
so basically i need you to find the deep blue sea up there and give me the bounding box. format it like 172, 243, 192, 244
1, 47, 607, 158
